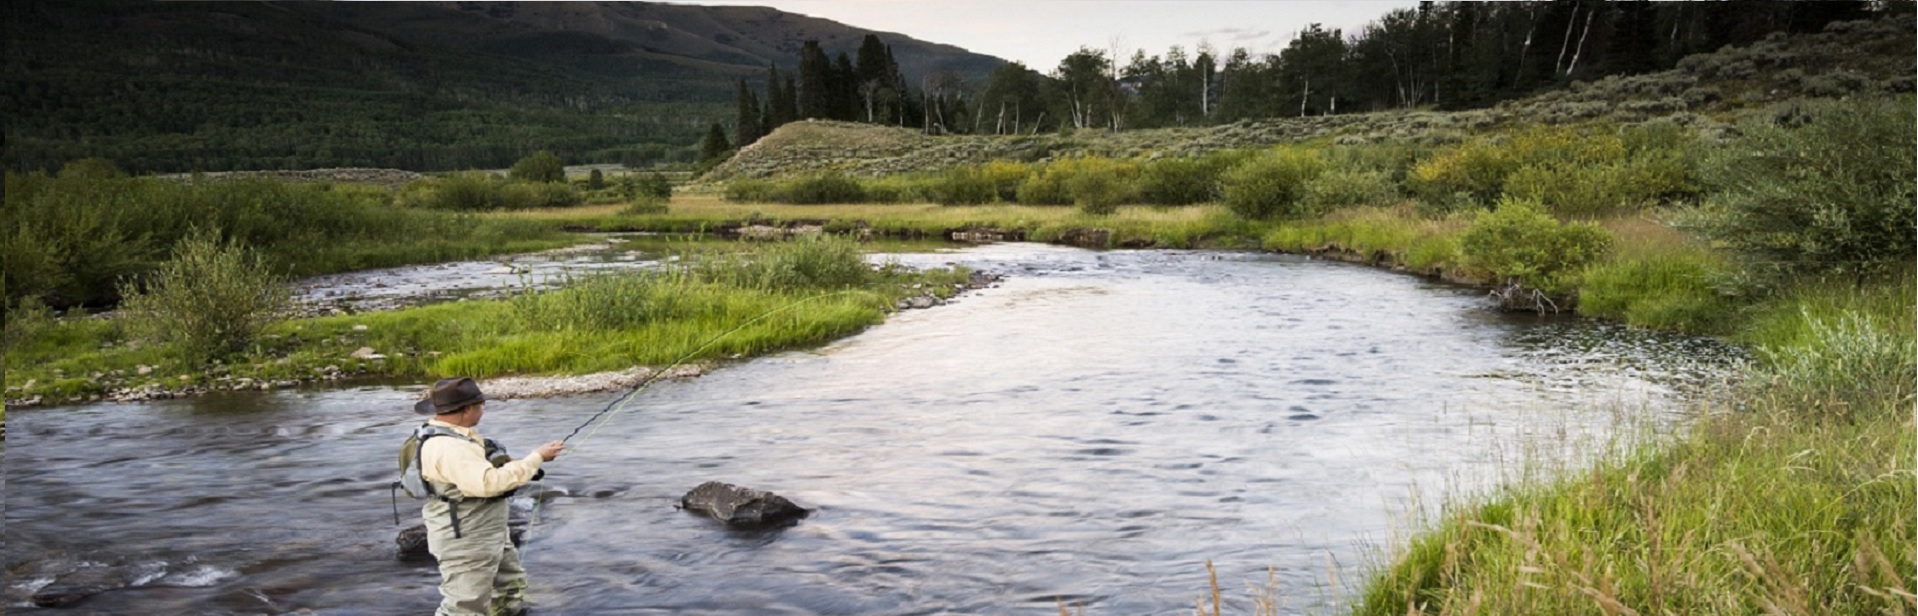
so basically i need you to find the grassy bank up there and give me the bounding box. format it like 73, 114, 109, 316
1356, 277, 1914, 615
2, 238, 973, 406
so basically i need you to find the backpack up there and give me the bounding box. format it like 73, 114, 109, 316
389, 423, 516, 538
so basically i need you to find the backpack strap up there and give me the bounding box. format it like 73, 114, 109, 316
410, 424, 509, 540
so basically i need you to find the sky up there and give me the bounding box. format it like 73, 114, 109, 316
675, 0, 1424, 71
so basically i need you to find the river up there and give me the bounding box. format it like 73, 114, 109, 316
4, 243, 1741, 614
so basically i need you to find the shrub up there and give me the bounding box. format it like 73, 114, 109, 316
979, 160, 1031, 202
780, 172, 867, 204
508, 150, 566, 183
928, 165, 998, 205
1136, 157, 1225, 206
1686, 96, 1916, 283
620, 194, 669, 216
3, 295, 56, 353
116, 232, 290, 362
587, 169, 605, 190
1015, 166, 1071, 205
1220, 147, 1329, 220
1015, 156, 1131, 207
724, 178, 779, 203
1063, 157, 1136, 215
1302, 168, 1399, 211
1407, 138, 1515, 204
638, 172, 674, 200
499, 181, 582, 210
1457, 198, 1614, 295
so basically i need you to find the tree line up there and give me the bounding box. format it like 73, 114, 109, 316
725, 0, 1894, 144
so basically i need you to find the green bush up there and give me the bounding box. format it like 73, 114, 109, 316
724, 178, 779, 203
1063, 157, 1136, 215
1220, 147, 1329, 220
620, 194, 669, 216
928, 165, 999, 205
1686, 96, 1916, 283
116, 232, 290, 362
780, 172, 867, 204
3, 295, 56, 353
1135, 157, 1231, 206
861, 175, 928, 204
1015, 166, 1071, 206
638, 172, 674, 200
979, 160, 1031, 202
1302, 168, 1399, 211
1458, 198, 1614, 295
508, 150, 566, 183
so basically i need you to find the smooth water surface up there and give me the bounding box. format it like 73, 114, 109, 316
6, 244, 1740, 615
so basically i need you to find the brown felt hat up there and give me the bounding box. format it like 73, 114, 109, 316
414, 377, 488, 415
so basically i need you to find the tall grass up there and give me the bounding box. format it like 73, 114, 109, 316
1356, 275, 1915, 616
2, 171, 568, 310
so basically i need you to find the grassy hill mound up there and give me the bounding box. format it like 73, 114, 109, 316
711, 15, 1913, 181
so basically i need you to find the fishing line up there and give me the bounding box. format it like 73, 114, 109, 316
558, 288, 865, 449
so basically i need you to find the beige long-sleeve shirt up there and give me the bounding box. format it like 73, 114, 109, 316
418, 419, 545, 499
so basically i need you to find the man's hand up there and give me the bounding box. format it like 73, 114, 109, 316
535, 440, 565, 461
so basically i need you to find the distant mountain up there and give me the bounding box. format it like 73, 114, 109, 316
0, 0, 1006, 174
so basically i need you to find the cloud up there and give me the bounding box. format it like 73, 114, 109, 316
1180, 27, 1274, 43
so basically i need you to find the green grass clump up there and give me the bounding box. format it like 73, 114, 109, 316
1576, 251, 1734, 333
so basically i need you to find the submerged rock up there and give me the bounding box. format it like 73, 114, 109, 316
31, 566, 128, 607
679, 481, 810, 528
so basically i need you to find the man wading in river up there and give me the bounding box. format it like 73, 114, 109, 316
412, 377, 564, 616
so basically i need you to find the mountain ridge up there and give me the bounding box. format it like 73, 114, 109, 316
1, 0, 1006, 173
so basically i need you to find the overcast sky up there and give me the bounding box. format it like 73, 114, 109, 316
675, 0, 1424, 70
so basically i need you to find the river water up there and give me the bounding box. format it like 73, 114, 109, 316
4, 244, 1741, 615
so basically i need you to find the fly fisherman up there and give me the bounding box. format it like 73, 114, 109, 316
413, 377, 564, 616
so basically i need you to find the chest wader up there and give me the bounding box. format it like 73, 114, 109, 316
393, 425, 516, 539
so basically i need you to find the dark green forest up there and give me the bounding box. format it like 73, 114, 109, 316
2, 1, 747, 173
6, 0, 1906, 175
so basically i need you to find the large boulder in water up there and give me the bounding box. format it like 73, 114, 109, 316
679, 481, 810, 528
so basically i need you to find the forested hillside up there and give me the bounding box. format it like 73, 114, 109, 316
0, 0, 1002, 174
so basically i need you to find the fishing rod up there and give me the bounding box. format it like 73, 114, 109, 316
558, 289, 864, 448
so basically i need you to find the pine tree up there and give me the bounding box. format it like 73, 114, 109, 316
798, 40, 833, 120
697, 122, 731, 164
734, 79, 764, 146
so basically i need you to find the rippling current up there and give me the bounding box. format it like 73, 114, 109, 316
5, 244, 1742, 614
